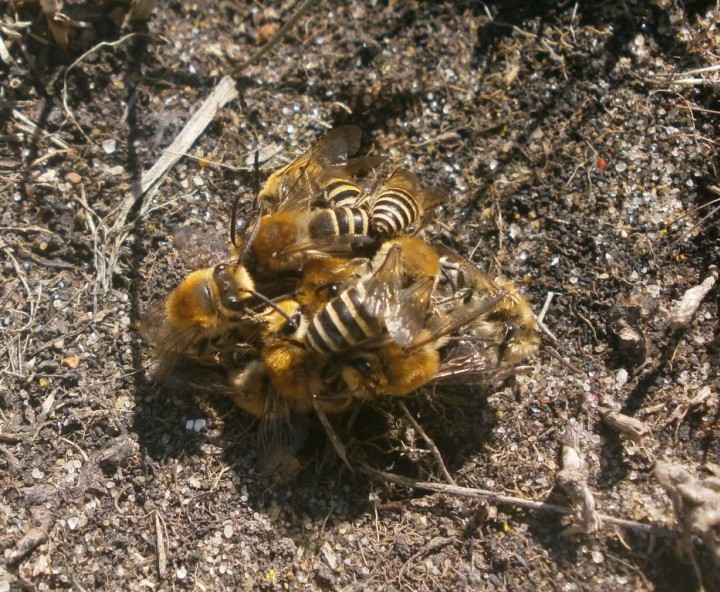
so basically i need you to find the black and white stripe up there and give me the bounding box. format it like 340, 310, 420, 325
323, 178, 362, 208
305, 283, 381, 353
308, 207, 370, 238
370, 187, 419, 236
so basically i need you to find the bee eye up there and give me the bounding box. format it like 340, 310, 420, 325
279, 312, 301, 336
317, 281, 341, 299
349, 358, 375, 377
505, 323, 520, 340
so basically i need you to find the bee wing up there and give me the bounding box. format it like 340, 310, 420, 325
264, 126, 365, 205
278, 234, 375, 258
383, 276, 434, 347
256, 391, 309, 482
140, 300, 207, 379
363, 245, 404, 318
275, 174, 320, 212
309, 125, 363, 164
429, 342, 505, 385
414, 292, 507, 349
383, 168, 420, 193
435, 244, 502, 295
335, 155, 387, 178
172, 227, 235, 270
288, 125, 364, 180
417, 188, 448, 218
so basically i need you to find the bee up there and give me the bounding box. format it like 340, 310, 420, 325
305, 237, 440, 354
358, 169, 447, 238
141, 228, 254, 370
248, 127, 386, 271
338, 335, 440, 400
161, 357, 309, 481
306, 206, 370, 241
435, 245, 540, 365
318, 167, 366, 208
247, 206, 372, 274
159, 356, 276, 419
255, 297, 358, 416
257, 298, 318, 409
334, 284, 507, 401
296, 256, 370, 316
142, 229, 295, 377
258, 126, 383, 204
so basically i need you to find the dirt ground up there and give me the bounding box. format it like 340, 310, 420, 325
1, 0, 720, 590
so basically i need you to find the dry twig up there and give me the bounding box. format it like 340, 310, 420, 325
555, 426, 602, 535
600, 408, 652, 442
96, 76, 238, 295
398, 401, 456, 486
359, 465, 677, 540
7, 507, 55, 566
62, 34, 150, 142
231, 0, 320, 76
313, 398, 352, 471
655, 463, 720, 590
155, 510, 168, 580
668, 266, 718, 330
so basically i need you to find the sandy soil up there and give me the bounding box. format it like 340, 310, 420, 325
1, 1, 719, 590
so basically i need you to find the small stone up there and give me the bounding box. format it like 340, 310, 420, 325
62, 355, 80, 369
615, 369, 628, 388
65, 172, 82, 184
102, 139, 117, 154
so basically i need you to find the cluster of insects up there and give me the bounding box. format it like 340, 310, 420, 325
142, 126, 540, 469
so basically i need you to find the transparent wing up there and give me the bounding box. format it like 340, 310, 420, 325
363, 244, 403, 319
256, 392, 309, 483
429, 342, 504, 385
383, 276, 434, 347
172, 227, 235, 270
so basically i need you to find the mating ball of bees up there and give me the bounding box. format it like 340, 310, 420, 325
142, 126, 540, 465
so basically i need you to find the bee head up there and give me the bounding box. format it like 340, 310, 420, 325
262, 299, 307, 340
166, 268, 221, 329
213, 263, 255, 311
500, 322, 540, 364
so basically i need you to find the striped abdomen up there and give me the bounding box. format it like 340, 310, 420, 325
305, 283, 382, 353
370, 187, 419, 236
308, 207, 370, 238
323, 178, 362, 208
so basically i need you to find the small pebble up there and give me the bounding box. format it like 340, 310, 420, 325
615, 368, 628, 388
